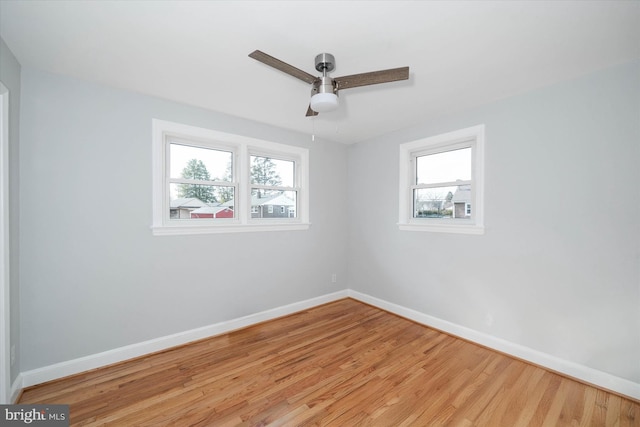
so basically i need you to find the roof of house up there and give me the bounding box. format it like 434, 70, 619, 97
190, 206, 232, 214
169, 198, 208, 209
251, 193, 295, 207
452, 185, 471, 203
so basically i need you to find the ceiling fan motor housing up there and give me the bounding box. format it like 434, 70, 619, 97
312, 76, 337, 95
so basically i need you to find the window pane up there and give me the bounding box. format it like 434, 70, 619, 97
250, 156, 294, 187
413, 185, 471, 219
250, 189, 297, 218
170, 143, 232, 182
169, 183, 234, 219
416, 147, 471, 185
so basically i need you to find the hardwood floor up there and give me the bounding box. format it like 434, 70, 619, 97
19, 298, 639, 426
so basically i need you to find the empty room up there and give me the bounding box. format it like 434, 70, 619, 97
0, 1, 639, 425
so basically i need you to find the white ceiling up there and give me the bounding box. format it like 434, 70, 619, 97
1, 1, 639, 144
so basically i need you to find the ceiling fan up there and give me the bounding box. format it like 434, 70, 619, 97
249, 50, 410, 116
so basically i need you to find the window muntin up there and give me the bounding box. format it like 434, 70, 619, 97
399, 125, 485, 234
152, 119, 309, 235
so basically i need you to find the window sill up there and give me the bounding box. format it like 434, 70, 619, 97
152, 222, 311, 236
398, 222, 485, 235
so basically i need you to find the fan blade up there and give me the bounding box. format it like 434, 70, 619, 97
334, 66, 409, 90
306, 105, 319, 117
249, 50, 317, 85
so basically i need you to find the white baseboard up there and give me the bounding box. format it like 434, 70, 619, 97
17, 288, 639, 401
20, 290, 348, 388
347, 290, 640, 401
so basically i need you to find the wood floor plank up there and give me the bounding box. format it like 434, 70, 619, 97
512, 369, 554, 426
18, 298, 640, 426
621, 397, 639, 427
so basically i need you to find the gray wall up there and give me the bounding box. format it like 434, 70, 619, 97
348, 61, 640, 383
0, 36, 21, 384
19, 68, 348, 371
15, 58, 640, 388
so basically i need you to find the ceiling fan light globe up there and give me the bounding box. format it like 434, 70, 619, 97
310, 93, 339, 113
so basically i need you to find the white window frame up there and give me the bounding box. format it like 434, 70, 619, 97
152, 119, 309, 235
398, 124, 485, 235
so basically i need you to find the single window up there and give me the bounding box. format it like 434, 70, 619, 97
399, 125, 485, 234
152, 119, 309, 235
413, 147, 471, 220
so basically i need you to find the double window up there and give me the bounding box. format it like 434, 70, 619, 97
399, 125, 485, 234
152, 119, 309, 235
